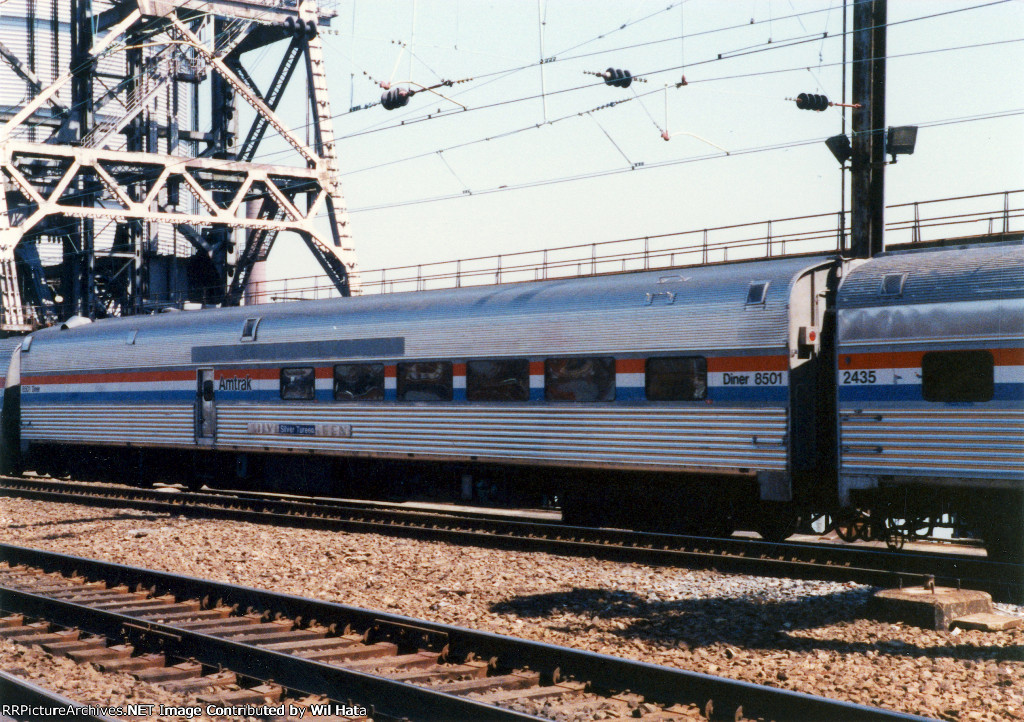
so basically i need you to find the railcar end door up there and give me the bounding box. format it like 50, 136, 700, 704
196, 369, 216, 443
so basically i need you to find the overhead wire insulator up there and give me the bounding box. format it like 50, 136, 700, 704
795, 92, 830, 111
380, 87, 411, 110
283, 16, 317, 37
603, 67, 633, 88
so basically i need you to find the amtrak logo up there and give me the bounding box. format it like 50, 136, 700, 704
219, 376, 253, 391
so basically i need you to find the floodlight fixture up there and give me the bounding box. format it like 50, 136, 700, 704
825, 133, 852, 165
886, 125, 918, 162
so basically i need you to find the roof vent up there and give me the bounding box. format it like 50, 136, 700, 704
880, 273, 906, 297
60, 315, 92, 330
745, 281, 769, 305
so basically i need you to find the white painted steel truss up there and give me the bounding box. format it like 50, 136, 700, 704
0, 0, 357, 332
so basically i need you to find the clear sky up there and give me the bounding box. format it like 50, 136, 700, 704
257, 0, 1024, 288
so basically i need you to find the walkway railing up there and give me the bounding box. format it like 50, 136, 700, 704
238, 189, 1022, 304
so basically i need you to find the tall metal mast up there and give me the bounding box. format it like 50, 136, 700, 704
850, 0, 887, 259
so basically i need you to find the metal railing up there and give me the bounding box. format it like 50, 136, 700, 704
7, 189, 1021, 326
238, 189, 1023, 304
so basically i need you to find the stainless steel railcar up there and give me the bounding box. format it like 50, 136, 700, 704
3, 254, 835, 538
834, 242, 1024, 558
1, 241, 1021, 558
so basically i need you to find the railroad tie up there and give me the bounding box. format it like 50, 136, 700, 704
199, 682, 284, 707
160, 670, 238, 694
260, 634, 363, 653
434, 671, 542, 696
132, 661, 203, 683
298, 641, 398, 663
94, 653, 167, 674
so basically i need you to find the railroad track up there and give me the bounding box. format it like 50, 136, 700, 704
3, 476, 1021, 603
0, 668, 119, 722
0, 544, 930, 721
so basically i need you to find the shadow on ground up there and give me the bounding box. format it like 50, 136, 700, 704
491, 587, 1024, 662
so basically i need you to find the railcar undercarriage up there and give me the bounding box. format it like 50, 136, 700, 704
17, 442, 1022, 563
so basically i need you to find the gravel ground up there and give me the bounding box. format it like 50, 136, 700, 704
1, 496, 1022, 721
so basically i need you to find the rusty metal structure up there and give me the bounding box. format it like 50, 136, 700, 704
850, 0, 887, 259
0, 0, 357, 334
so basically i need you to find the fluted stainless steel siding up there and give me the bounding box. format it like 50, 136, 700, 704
841, 409, 1024, 479
837, 243, 1024, 487
213, 405, 787, 472
22, 405, 194, 446
19, 256, 828, 474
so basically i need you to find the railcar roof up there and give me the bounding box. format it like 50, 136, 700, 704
32, 253, 834, 342
838, 241, 1024, 308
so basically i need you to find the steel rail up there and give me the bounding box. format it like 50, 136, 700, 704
0, 544, 932, 721
0, 669, 121, 722
2, 476, 1021, 603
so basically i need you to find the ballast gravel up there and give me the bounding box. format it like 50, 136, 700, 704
0, 636, 252, 722
1, 496, 1022, 722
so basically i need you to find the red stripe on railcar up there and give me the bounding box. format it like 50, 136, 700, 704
839, 348, 1023, 369
23, 370, 195, 385
706, 355, 788, 372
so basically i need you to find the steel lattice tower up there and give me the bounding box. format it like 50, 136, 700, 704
0, 0, 358, 333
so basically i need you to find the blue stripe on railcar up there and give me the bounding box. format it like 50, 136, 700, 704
838, 383, 1024, 403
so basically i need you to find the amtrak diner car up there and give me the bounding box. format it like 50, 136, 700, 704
1, 241, 1021, 559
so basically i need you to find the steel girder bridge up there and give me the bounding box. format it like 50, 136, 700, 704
0, 0, 357, 333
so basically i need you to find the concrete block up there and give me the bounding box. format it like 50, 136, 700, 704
950, 612, 1024, 632
869, 586, 992, 630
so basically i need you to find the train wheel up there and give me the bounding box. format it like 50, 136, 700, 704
835, 511, 870, 543
755, 504, 800, 543
883, 518, 906, 551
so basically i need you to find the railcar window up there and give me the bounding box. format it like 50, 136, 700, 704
467, 359, 530, 402
880, 273, 907, 297
746, 282, 769, 305
280, 367, 315, 400
334, 363, 385, 401
645, 357, 707, 401
397, 362, 453, 401
922, 351, 994, 402
241, 317, 261, 342
544, 357, 615, 402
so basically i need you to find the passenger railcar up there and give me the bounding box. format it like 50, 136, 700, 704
0, 240, 1020, 559
835, 242, 1024, 558
6, 254, 835, 538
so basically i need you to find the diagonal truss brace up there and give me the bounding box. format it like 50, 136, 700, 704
0, 9, 142, 142
0, 140, 341, 266
0, 41, 70, 116
167, 16, 320, 167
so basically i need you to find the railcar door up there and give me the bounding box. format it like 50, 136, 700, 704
196, 369, 216, 443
